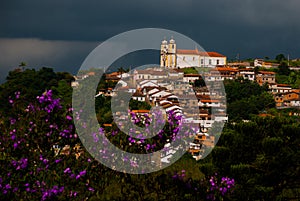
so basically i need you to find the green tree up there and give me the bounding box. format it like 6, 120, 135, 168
278, 61, 290, 76
19, 61, 27, 71
201, 117, 300, 200
275, 54, 286, 63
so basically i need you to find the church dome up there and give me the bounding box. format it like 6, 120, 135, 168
169, 38, 175, 44
162, 39, 167, 45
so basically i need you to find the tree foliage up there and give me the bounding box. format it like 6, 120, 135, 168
200, 117, 300, 200
224, 78, 274, 120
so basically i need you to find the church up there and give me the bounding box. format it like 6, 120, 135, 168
160, 38, 227, 68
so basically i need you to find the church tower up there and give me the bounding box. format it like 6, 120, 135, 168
160, 37, 177, 68
160, 38, 168, 67
168, 37, 176, 68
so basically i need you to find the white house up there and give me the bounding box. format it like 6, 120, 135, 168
198, 99, 221, 108
291, 98, 300, 107
132, 90, 146, 102
239, 69, 255, 81
269, 84, 292, 94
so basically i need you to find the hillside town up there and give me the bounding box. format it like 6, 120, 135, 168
72, 38, 300, 162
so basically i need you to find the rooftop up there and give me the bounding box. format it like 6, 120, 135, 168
176, 49, 226, 57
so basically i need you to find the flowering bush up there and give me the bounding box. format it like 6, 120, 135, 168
0, 89, 235, 200
0, 90, 98, 200
206, 174, 235, 201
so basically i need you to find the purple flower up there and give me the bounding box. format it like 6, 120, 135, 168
10, 118, 16, 125
123, 156, 129, 162
11, 158, 28, 170
11, 134, 16, 140
15, 91, 20, 99
43, 159, 49, 165
88, 187, 95, 192
79, 170, 86, 176
70, 191, 78, 197
64, 167, 71, 174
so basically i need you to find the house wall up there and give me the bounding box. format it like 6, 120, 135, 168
176, 54, 226, 68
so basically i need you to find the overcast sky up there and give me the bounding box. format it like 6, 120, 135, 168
1, 0, 300, 82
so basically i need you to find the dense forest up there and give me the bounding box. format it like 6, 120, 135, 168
0, 67, 299, 200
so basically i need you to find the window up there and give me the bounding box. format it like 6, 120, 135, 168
183, 56, 185, 61
193, 57, 195, 61
216, 59, 219, 65
201, 59, 204, 64
209, 59, 212, 65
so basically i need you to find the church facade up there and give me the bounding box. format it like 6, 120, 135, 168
160, 38, 227, 68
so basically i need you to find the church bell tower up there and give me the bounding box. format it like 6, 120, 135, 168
160, 37, 176, 68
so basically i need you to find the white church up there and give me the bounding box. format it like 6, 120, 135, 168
160, 38, 227, 68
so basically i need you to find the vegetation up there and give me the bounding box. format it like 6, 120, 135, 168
180, 67, 199, 74
224, 78, 275, 121
276, 69, 300, 88
0, 67, 299, 200
200, 116, 300, 200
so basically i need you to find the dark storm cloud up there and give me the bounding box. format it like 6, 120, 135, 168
0, 38, 99, 83
2, 0, 300, 40
0, 0, 300, 82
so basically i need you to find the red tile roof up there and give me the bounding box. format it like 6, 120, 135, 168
131, 110, 150, 113
258, 113, 274, 117
216, 67, 239, 72
176, 49, 226, 57
206, 52, 226, 57
201, 99, 220, 103
177, 49, 200, 55
258, 71, 276, 75
276, 84, 291, 87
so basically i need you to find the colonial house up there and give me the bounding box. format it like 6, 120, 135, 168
216, 67, 239, 80
134, 69, 168, 80
132, 90, 146, 102
183, 74, 202, 83
254, 59, 279, 68
205, 67, 238, 81
269, 84, 292, 94
238, 68, 255, 81
290, 98, 300, 107
256, 71, 276, 86
274, 92, 300, 107
198, 99, 221, 108
105, 72, 121, 83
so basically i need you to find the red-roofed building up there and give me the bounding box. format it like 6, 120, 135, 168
160, 38, 227, 68
256, 71, 276, 86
